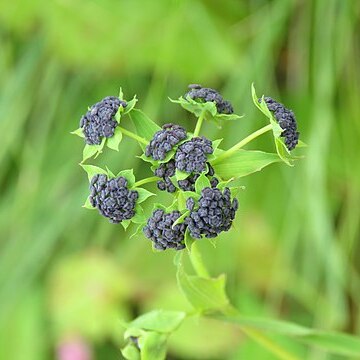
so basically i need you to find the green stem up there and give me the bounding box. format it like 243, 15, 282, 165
133, 176, 158, 188
188, 242, 210, 278
211, 124, 272, 165
118, 126, 148, 145
193, 109, 206, 137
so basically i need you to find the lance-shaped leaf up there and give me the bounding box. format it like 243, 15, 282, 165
214, 314, 360, 358
130, 109, 161, 146
211, 149, 281, 180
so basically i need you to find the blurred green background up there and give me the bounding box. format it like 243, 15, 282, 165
0, 0, 359, 359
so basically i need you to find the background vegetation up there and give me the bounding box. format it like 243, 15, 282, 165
0, 0, 359, 359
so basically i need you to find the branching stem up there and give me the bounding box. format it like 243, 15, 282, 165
193, 109, 207, 137
133, 176, 158, 188
118, 126, 149, 145
211, 124, 272, 164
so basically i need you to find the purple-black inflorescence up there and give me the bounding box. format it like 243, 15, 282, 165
145, 124, 187, 161
155, 160, 176, 193
185, 187, 238, 239
185, 84, 234, 114
89, 174, 138, 223
143, 210, 186, 250
175, 137, 213, 174
80, 96, 127, 145
262, 97, 299, 151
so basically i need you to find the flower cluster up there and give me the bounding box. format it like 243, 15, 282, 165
143, 210, 186, 250
185, 187, 238, 239
89, 174, 138, 223
76, 85, 300, 253
262, 97, 299, 151
175, 137, 213, 174
80, 96, 127, 145
185, 84, 234, 114
145, 124, 187, 161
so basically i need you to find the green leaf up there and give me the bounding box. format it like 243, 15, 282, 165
121, 219, 131, 230
176, 262, 230, 313
127, 310, 186, 334
106, 166, 116, 178
172, 210, 190, 227
80, 164, 107, 181
119, 87, 124, 100
121, 343, 140, 360
175, 169, 189, 181
132, 206, 146, 224
216, 314, 360, 357
215, 113, 243, 122
71, 127, 84, 138
139, 332, 167, 360
135, 188, 155, 203
124, 95, 138, 115
130, 109, 161, 142
184, 229, 195, 250
211, 139, 223, 152
117, 169, 136, 186
82, 144, 98, 162
138, 153, 157, 165
106, 126, 123, 151
275, 137, 293, 166
123, 345, 141, 360
195, 173, 211, 193
82, 196, 95, 210
212, 150, 282, 180
130, 224, 144, 239
169, 96, 208, 117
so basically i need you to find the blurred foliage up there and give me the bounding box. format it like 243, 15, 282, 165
0, 0, 359, 359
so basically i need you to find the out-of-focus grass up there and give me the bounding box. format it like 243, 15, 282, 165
0, 0, 359, 359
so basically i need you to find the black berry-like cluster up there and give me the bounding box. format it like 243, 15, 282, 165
145, 124, 187, 161
175, 137, 213, 174
185, 187, 238, 238
185, 84, 234, 114
155, 160, 176, 193
143, 210, 186, 250
80, 96, 127, 145
262, 97, 299, 151
89, 174, 138, 223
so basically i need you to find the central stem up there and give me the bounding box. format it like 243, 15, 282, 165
211, 124, 272, 165
133, 176, 158, 188
188, 242, 210, 278
118, 126, 149, 145
193, 109, 206, 137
